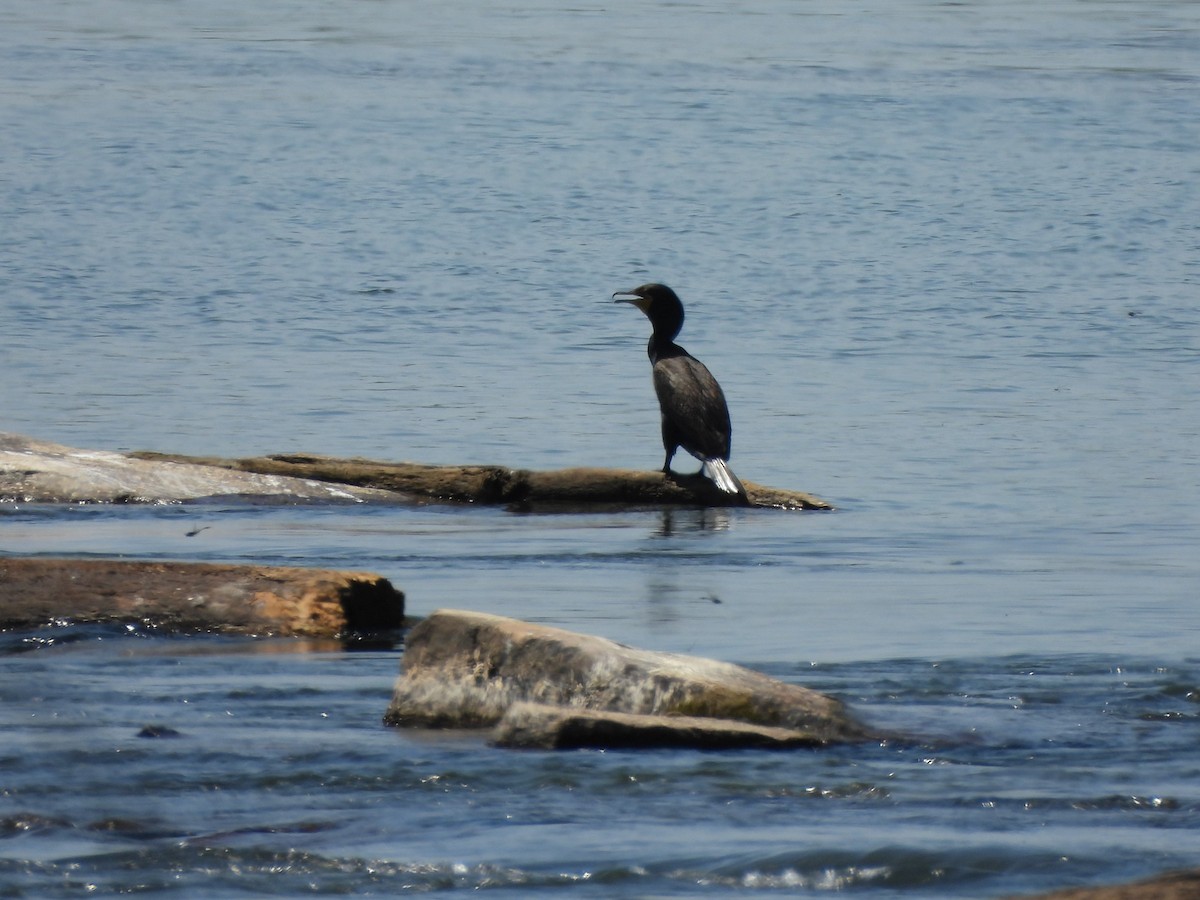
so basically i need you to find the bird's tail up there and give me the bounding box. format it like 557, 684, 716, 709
702, 458, 747, 498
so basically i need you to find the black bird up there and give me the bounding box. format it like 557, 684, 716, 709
613, 283, 746, 498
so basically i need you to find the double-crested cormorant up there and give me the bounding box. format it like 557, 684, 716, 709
613, 283, 746, 498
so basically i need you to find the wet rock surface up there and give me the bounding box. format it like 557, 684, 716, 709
384, 609, 870, 748
0, 558, 405, 637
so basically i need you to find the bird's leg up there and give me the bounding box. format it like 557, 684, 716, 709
661, 446, 676, 475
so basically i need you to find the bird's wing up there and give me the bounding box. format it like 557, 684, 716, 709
652, 355, 733, 460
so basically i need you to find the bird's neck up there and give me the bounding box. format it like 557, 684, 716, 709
647, 334, 687, 365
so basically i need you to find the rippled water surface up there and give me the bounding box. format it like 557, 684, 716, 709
2, 0, 1199, 896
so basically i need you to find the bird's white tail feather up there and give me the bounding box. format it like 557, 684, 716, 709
702, 459, 746, 497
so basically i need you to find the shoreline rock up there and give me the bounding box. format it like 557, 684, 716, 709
1007, 869, 1200, 900
384, 610, 871, 749
0, 558, 405, 638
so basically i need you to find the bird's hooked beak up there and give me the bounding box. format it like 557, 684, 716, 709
612, 289, 652, 314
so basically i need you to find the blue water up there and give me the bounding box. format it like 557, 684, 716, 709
2, 0, 1199, 896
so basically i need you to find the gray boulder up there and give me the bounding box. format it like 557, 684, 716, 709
384, 610, 870, 748
493, 701, 831, 750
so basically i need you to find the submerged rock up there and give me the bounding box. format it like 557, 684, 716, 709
136, 725, 184, 739
0, 433, 402, 504
384, 610, 869, 748
0, 558, 405, 637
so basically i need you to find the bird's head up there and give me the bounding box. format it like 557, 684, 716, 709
613, 283, 684, 339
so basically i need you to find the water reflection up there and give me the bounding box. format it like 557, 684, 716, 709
634, 508, 735, 634
644, 578, 684, 628
652, 507, 733, 537
0, 627, 400, 658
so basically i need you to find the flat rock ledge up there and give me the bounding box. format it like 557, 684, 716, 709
384, 610, 870, 750
131, 450, 832, 511
2, 433, 830, 509
0, 558, 405, 638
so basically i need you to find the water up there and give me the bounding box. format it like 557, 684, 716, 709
2, 0, 1199, 895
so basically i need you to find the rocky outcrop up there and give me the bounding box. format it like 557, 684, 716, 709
384, 610, 869, 749
492, 702, 830, 750
1007, 870, 1200, 900
0, 433, 401, 504
1, 433, 832, 509
130, 451, 833, 511
0, 558, 405, 637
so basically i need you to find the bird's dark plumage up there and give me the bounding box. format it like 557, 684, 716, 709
613, 283, 746, 498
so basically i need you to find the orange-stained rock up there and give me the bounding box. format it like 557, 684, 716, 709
0, 558, 404, 637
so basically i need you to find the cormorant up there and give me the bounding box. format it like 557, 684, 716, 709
613, 283, 746, 498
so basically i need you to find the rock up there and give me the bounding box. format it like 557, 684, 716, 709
2, 433, 832, 509
130, 451, 834, 511
1006, 870, 1200, 900
383, 610, 869, 745
492, 701, 830, 750
0, 558, 404, 637
0, 433, 404, 504
136, 725, 183, 739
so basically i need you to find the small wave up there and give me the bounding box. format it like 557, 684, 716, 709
0, 848, 609, 896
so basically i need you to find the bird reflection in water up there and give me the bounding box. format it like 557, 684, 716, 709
654, 506, 733, 537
